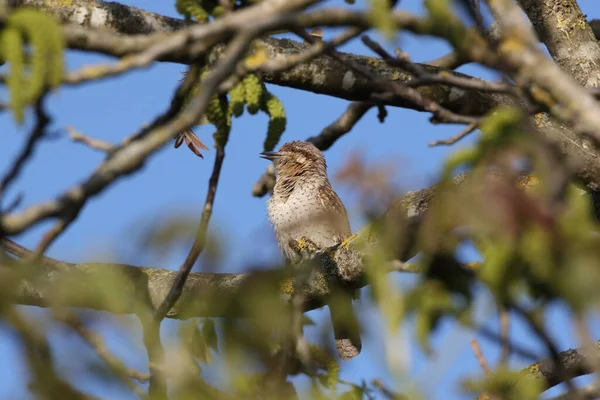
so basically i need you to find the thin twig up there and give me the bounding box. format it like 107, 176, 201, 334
5, 307, 93, 399
470, 322, 540, 362
32, 212, 77, 258
67, 126, 115, 152
499, 308, 510, 367
425, 51, 470, 69
59, 315, 149, 394
361, 35, 513, 94
429, 121, 479, 146
62, 54, 170, 85
361, 35, 426, 77
252, 29, 477, 199
3, 193, 23, 214
372, 379, 403, 399
1, 237, 70, 268
471, 337, 495, 400
307, 102, 374, 150
152, 31, 253, 321
0, 98, 50, 212
153, 146, 226, 320
229, 27, 363, 98
470, 338, 492, 376
0, 1, 320, 238
260, 27, 364, 73
295, 30, 477, 125
407, 74, 513, 93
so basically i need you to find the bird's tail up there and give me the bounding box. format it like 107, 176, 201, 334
328, 292, 362, 361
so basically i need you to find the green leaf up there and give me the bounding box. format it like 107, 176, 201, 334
463, 368, 543, 400
202, 319, 218, 353
337, 387, 363, 400
368, 0, 395, 40
192, 324, 212, 364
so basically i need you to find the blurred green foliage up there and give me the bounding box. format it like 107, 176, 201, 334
0, 8, 64, 122
2, 1, 600, 399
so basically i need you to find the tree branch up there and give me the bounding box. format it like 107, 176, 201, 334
154, 143, 226, 320
0, 98, 50, 212
547, 382, 600, 400
0, 171, 543, 319
0, 234, 416, 319
3, 184, 600, 393
4, 1, 600, 395
17, 0, 600, 194
484, 0, 600, 142
516, 0, 600, 88
522, 342, 598, 391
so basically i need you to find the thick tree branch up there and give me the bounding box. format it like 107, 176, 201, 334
522, 342, 598, 391
548, 382, 600, 400
2, 0, 320, 237
0, 169, 451, 319
0, 233, 417, 320
2, 2, 599, 395
0, 1, 543, 115
15, 0, 600, 194
3, 179, 599, 393
517, 0, 600, 88
0, 172, 543, 320
485, 0, 600, 142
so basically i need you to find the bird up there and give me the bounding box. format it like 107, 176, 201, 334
259, 140, 362, 361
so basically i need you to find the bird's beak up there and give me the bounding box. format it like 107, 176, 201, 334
259, 151, 281, 160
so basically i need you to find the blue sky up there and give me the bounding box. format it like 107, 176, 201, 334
1, 0, 600, 398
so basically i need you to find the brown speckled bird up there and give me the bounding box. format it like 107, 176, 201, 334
260, 140, 362, 360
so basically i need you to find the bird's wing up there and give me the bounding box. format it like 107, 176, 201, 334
317, 184, 352, 239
